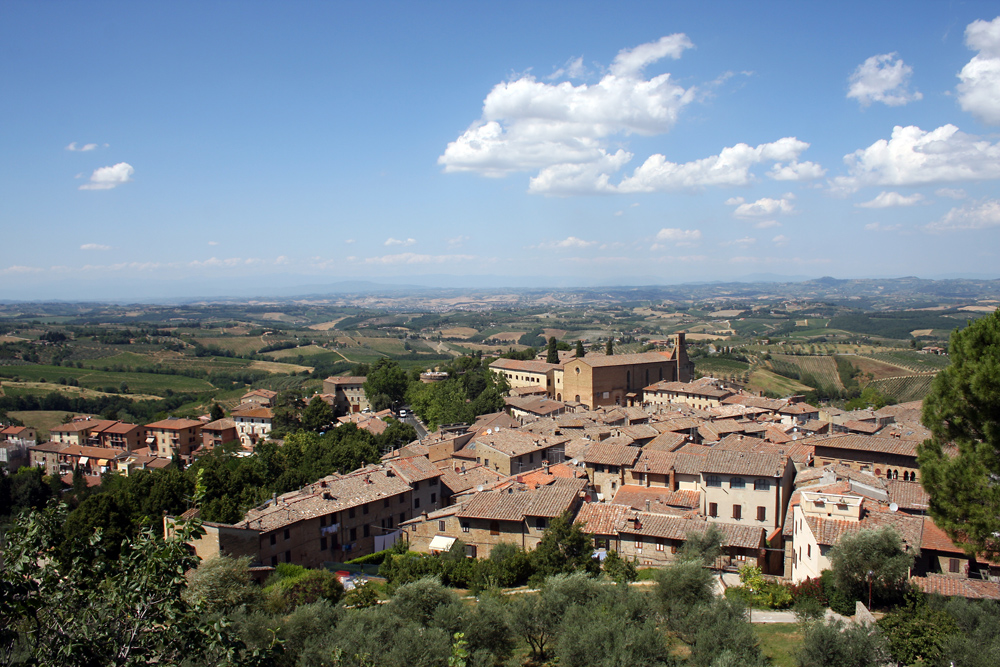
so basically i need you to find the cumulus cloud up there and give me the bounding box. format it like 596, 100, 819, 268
772, 234, 790, 246
555, 236, 597, 248
343, 239, 356, 244
847, 53, 922, 107
79, 162, 134, 190
832, 124, 1000, 192
547, 56, 587, 80
384, 237, 416, 247
65, 142, 99, 152
80, 243, 111, 251
727, 194, 795, 218
362, 253, 477, 265
768, 160, 826, 181
926, 199, 1000, 232
856, 191, 925, 208
613, 138, 815, 194
651, 228, 702, 249
864, 222, 903, 232
957, 17, 1000, 125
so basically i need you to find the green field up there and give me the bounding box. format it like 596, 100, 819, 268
192, 336, 270, 355
864, 350, 950, 373
747, 368, 813, 396
0, 364, 214, 394
869, 374, 937, 403
769, 354, 843, 390
695, 357, 751, 377
8, 410, 78, 440
754, 623, 802, 667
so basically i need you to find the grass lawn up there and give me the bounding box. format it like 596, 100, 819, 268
747, 368, 812, 396
754, 623, 803, 667
9, 410, 77, 440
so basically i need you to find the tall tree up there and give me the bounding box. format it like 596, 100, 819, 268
210, 402, 225, 421
364, 359, 409, 412
827, 526, 913, 606
301, 395, 335, 432
918, 309, 1000, 557
605, 339, 614, 355
530, 512, 599, 579
574, 340, 585, 358
546, 336, 559, 364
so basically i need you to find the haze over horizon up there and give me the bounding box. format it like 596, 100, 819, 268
3, 2, 1000, 301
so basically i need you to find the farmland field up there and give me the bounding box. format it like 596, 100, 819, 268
769, 354, 843, 390
845, 355, 913, 380
864, 350, 950, 373
695, 357, 751, 377
266, 344, 331, 359
192, 336, 270, 355
747, 368, 812, 396
0, 364, 214, 394
869, 374, 937, 403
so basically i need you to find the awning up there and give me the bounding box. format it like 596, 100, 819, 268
429, 535, 457, 553
78, 457, 89, 464
145, 436, 155, 444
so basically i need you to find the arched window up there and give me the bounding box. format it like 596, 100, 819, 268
575, 395, 581, 402
892, 469, 898, 480
886, 470, 892, 479
731, 477, 746, 489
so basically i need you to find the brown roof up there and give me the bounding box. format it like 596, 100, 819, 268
700, 450, 787, 478
571, 351, 673, 368
910, 574, 1000, 600
457, 485, 577, 521
633, 449, 678, 475
324, 376, 366, 385
721, 395, 787, 411
146, 418, 203, 430
584, 443, 640, 467
388, 456, 443, 484
505, 396, 566, 416
28, 442, 68, 453
920, 517, 966, 554
202, 418, 237, 431
645, 381, 731, 399
575, 502, 633, 535
59, 444, 126, 459
886, 480, 929, 511
673, 452, 709, 475
475, 430, 568, 458
644, 431, 687, 452
231, 407, 274, 419
842, 420, 881, 434
489, 358, 560, 374
804, 505, 924, 549
613, 485, 700, 511
812, 434, 918, 459
438, 464, 506, 494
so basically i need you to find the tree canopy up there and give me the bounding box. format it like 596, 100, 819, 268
827, 526, 913, 606
918, 309, 1000, 557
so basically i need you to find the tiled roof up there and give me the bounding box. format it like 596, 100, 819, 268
910, 574, 1000, 600
673, 452, 709, 474
103, 421, 142, 434
700, 450, 787, 478
575, 502, 633, 535
813, 434, 918, 458
324, 376, 366, 384
571, 351, 672, 368
920, 517, 965, 554
842, 420, 881, 434
654, 417, 704, 433
644, 381, 731, 398
886, 481, 929, 511
780, 403, 819, 415
28, 442, 68, 453
505, 396, 566, 416
457, 485, 577, 521
231, 407, 274, 419
475, 430, 568, 457
804, 505, 923, 549
634, 449, 678, 475
617, 424, 660, 441
438, 464, 505, 494
584, 443, 640, 467
489, 358, 560, 374
644, 431, 687, 452
721, 395, 787, 411
146, 418, 203, 430
388, 456, 443, 484
203, 418, 236, 431
613, 485, 700, 511
237, 466, 411, 532
59, 444, 126, 459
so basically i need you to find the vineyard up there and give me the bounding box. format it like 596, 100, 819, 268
862, 351, 951, 373
767, 354, 844, 390
868, 374, 937, 403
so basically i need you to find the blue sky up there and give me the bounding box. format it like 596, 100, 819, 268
2, 1, 1000, 300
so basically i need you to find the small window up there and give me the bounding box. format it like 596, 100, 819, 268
732, 505, 742, 520
384, 498, 390, 508
706, 475, 721, 488
271, 555, 278, 566
439, 520, 446, 531
285, 550, 291, 562
536, 517, 547, 530
349, 507, 356, 519
635, 539, 642, 550
430, 477, 439, 486
414, 481, 420, 490
283, 528, 290, 540
490, 521, 500, 536
757, 506, 766, 522
362, 503, 369, 515
709, 502, 718, 518
320, 537, 327, 551
462, 522, 470, 533
363, 525, 370, 538
754, 478, 771, 491
730, 477, 745, 489
950, 558, 960, 573
350, 527, 357, 541
430, 493, 436, 504
269, 534, 276, 546
656, 539, 664, 552
320, 516, 326, 527
400, 495, 406, 504
465, 544, 477, 558
414, 497, 421, 509
399, 512, 405, 523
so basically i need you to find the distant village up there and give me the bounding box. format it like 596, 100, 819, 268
2, 331, 994, 601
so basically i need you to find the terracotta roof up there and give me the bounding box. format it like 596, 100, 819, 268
910, 574, 1000, 600
633, 449, 678, 475
886, 481, 929, 511
438, 464, 505, 494
489, 358, 560, 374
780, 403, 819, 415
388, 456, 443, 484
803, 505, 924, 549
570, 351, 673, 368
28, 442, 68, 453
812, 434, 918, 459
721, 395, 787, 411
237, 466, 411, 532
673, 451, 710, 474
59, 444, 126, 459
146, 418, 203, 430
475, 430, 568, 458
324, 376, 366, 384
231, 407, 274, 419
202, 418, 237, 431
644, 431, 687, 452
842, 420, 881, 434
505, 396, 566, 416
584, 443, 640, 467
645, 381, 732, 399
457, 485, 577, 521
243, 389, 278, 398
103, 422, 142, 434
920, 517, 966, 554
617, 424, 659, 441
613, 485, 700, 511
575, 502, 633, 535
700, 450, 787, 478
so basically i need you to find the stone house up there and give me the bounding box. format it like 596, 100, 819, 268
470, 429, 569, 476
583, 443, 640, 500
230, 407, 273, 448
810, 434, 920, 482
700, 450, 796, 534
321, 376, 370, 414
144, 417, 204, 462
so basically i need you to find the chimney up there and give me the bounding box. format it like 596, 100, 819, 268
645, 499, 651, 512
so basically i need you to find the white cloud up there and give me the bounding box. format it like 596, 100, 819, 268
856, 191, 924, 208
79, 162, 134, 190
754, 220, 782, 229
936, 188, 967, 199
864, 222, 903, 232
615, 138, 815, 193
343, 238, 356, 244
207, 241, 219, 246
772, 234, 790, 246
362, 253, 477, 265
384, 237, 416, 247
847, 53, 922, 107
652, 228, 702, 249
447, 235, 470, 247
727, 194, 795, 218
1, 265, 44, 274
768, 161, 826, 181
439, 36, 696, 183
555, 236, 597, 249
926, 199, 1000, 232
724, 237, 757, 247
547, 56, 587, 80
80, 243, 111, 251
957, 17, 1000, 125
65, 142, 99, 152
833, 124, 1000, 192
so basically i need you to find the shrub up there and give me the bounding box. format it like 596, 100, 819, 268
790, 576, 827, 605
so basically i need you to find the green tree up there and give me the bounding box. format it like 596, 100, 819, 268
877, 593, 959, 666
797, 618, 891, 667
653, 559, 716, 642
530, 511, 599, 579
918, 309, 1000, 558
827, 526, 913, 606
546, 336, 559, 364
210, 402, 225, 421
575, 340, 585, 358
301, 395, 335, 432
679, 524, 725, 565
364, 359, 409, 412
183, 555, 263, 613
605, 339, 614, 355
602, 550, 638, 584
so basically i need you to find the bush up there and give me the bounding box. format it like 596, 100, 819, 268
794, 596, 826, 623
790, 576, 827, 605
821, 569, 857, 616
